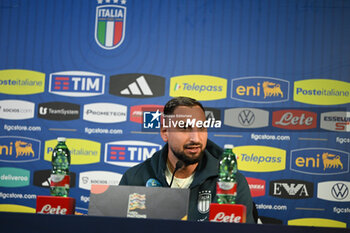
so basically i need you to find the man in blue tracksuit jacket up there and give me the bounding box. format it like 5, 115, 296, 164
119, 97, 255, 223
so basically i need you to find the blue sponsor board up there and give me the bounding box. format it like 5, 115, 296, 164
0, 136, 41, 162
290, 148, 349, 175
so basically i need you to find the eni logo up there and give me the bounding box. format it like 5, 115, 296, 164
231, 77, 289, 103
291, 148, 349, 175
0, 136, 40, 162
15, 141, 35, 157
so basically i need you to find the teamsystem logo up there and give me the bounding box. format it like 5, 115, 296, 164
49, 71, 105, 97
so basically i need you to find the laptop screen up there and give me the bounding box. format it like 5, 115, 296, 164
88, 185, 190, 220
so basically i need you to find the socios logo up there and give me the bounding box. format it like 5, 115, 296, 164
109, 74, 165, 98
231, 77, 289, 103
290, 148, 349, 175
0, 69, 45, 95
0, 136, 40, 162
130, 105, 164, 123
83, 103, 127, 123
320, 111, 350, 132
169, 75, 227, 101
38, 102, 80, 121
0, 204, 35, 213
95, 1, 126, 50
317, 181, 350, 202
104, 140, 162, 167
294, 79, 350, 105
288, 218, 346, 228
269, 179, 313, 199
0, 167, 30, 187
233, 146, 286, 172
79, 171, 122, 190
0, 100, 35, 120
49, 71, 105, 97
246, 177, 266, 197
44, 138, 101, 165
272, 109, 317, 130
224, 108, 269, 128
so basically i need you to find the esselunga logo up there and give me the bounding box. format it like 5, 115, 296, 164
288, 218, 346, 228
294, 79, 350, 105
290, 148, 349, 175
0, 136, 41, 162
0, 69, 45, 95
44, 138, 101, 165
0, 204, 36, 213
231, 77, 289, 103
233, 146, 286, 172
169, 75, 227, 101
0, 167, 30, 188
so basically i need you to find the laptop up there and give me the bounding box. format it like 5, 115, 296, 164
88, 184, 190, 220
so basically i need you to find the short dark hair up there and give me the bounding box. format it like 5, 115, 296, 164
163, 97, 205, 115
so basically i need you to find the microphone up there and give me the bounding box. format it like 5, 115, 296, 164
169, 160, 184, 188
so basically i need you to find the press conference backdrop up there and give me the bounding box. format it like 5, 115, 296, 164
0, 0, 349, 228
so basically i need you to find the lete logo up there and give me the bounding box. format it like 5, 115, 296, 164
0, 136, 40, 162
272, 110, 317, 130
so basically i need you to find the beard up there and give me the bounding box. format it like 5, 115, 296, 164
169, 142, 205, 165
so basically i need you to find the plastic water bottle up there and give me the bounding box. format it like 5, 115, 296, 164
215, 144, 237, 204
50, 137, 71, 197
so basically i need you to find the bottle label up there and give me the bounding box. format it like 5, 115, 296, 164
216, 181, 237, 195
50, 174, 70, 188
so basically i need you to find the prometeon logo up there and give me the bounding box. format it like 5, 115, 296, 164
104, 140, 162, 167
290, 148, 349, 175
0, 136, 40, 162
294, 79, 350, 105
317, 181, 350, 202
0, 100, 35, 120
38, 102, 80, 121
49, 71, 105, 97
224, 108, 269, 128
0, 69, 45, 95
269, 179, 313, 199
109, 74, 165, 98
272, 110, 317, 130
320, 111, 350, 132
83, 103, 127, 123
169, 75, 227, 101
95, 0, 126, 50
33, 169, 76, 188
231, 77, 289, 103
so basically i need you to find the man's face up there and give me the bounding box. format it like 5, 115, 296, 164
161, 105, 208, 165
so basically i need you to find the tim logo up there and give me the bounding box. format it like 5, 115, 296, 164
0, 136, 40, 162
143, 110, 162, 129
231, 77, 289, 103
290, 148, 349, 175
95, 0, 126, 50
49, 71, 105, 97
269, 179, 313, 199
104, 140, 162, 167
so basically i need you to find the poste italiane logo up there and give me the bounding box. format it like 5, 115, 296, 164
44, 138, 101, 165
231, 77, 289, 103
294, 79, 350, 105
170, 75, 227, 101
233, 146, 286, 172
288, 218, 346, 228
95, 0, 127, 50
0, 204, 35, 213
0, 69, 45, 95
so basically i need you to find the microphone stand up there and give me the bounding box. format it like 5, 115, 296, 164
169, 160, 184, 188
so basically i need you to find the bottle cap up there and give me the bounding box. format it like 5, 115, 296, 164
57, 137, 66, 142
224, 144, 234, 149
